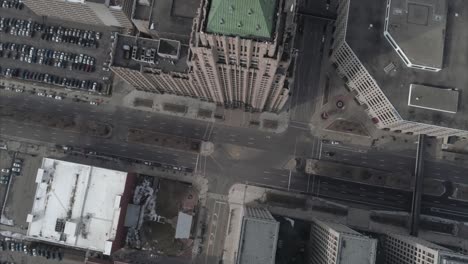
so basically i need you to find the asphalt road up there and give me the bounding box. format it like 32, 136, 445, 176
321, 143, 468, 184
3, 91, 468, 220
290, 14, 329, 123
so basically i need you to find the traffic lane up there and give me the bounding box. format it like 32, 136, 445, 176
3, 92, 310, 153
0, 117, 199, 168
209, 124, 304, 152
322, 142, 468, 185
258, 169, 412, 210
290, 17, 328, 122
1, 92, 211, 140
317, 179, 410, 204
321, 144, 415, 172
300, 0, 338, 16
202, 199, 229, 264
425, 161, 466, 183
421, 204, 468, 222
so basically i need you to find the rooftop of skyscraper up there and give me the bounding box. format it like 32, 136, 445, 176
149, 0, 200, 44
206, 0, 279, 40
344, 0, 468, 131
112, 34, 190, 73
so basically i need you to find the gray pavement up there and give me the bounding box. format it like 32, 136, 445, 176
2, 90, 468, 201
0, 6, 114, 93
290, 14, 329, 123
1, 0, 468, 260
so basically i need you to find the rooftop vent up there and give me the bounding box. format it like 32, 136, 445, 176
55, 218, 66, 233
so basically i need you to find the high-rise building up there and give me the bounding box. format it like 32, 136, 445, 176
383, 233, 468, 264
237, 207, 280, 264
308, 219, 377, 264
190, 0, 297, 112
23, 0, 133, 31
110, 35, 207, 98
331, 0, 468, 138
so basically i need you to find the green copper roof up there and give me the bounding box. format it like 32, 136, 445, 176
206, 0, 277, 39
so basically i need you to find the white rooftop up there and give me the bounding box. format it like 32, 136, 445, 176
26, 158, 128, 254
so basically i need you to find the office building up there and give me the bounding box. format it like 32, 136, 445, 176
190, 0, 298, 112
384, 233, 468, 264
23, 0, 133, 30
308, 219, 377, 264
331, 0, 468, 138
110, 34, 206, 98
237, 207, 280, 264
26, 158, 136, 255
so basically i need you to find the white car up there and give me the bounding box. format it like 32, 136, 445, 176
1, 168, 9, 173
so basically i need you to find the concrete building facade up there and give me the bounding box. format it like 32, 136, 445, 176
308, 219, 377, 264
237, 207, 279, 264
190, 0, 297, 112
384, 234, 468, 264
331, 0, 468, 138
23, 0, 133, 31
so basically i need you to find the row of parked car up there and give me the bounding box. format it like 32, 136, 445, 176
1, 239, 63, 261
0, 158, 22, 184
0, 67, 103, 92
0, 41, 96, 72
0, 0, 23, 9
0, 17, 42, 37
41, 25, 101, 48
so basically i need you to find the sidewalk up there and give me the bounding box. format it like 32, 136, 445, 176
309, 65, 417, 153
120, 89, 290, 134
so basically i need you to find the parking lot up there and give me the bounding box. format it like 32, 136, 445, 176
2, 151, 43, 230
0, 236, 87, 264
0, 2, 114, 96
0, 148, 14, 224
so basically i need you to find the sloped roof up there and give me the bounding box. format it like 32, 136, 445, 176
206, 0, 277, 39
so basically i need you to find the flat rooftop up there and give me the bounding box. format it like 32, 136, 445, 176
385, 0, 447, 68
112, 34, 189, 73
314, 220, 377, 264
149, 0, 200, 43
206, 0, 278, 40
238, 207, 279, 264
27, 158, 128, 254
408, 84, 459, 113
346, 0, 468, 130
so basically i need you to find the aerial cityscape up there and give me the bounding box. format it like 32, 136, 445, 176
0, 0, 468, 263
